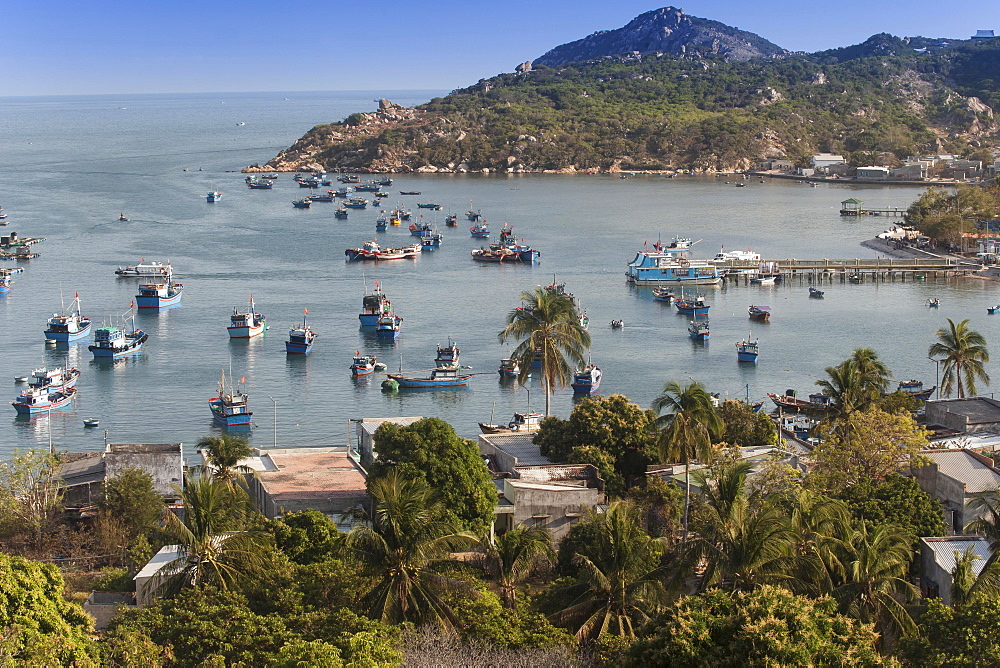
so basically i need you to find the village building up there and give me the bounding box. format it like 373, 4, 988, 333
811, 153, 846, 170
912, 448, 1000, 533
919, 536, 991, 604
925, 397, 1000, 434
58, 442, 184, 507
855, 166, 890, 181
353, 416, 423, 469
972, 30, 996, 40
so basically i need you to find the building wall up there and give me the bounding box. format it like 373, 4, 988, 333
913, 463, 967, 532
504, 479, 602, 543
105, 448, 183, 499
925, 398, 1000, 434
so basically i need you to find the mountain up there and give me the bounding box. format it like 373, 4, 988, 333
533, 7, 786, 67
249, 11, 1000, 175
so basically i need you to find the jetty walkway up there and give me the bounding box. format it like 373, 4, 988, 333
721, 257, 975, 284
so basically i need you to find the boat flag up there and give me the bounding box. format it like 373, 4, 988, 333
74, 292, 78, 299
239, 377, 245, 384
304, 308, 309, 315
355, 350, 360, 356
129, 300, 134, 308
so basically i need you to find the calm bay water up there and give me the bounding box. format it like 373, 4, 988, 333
0, 91, 995, 459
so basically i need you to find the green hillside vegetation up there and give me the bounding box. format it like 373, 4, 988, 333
284, 38, 999, 173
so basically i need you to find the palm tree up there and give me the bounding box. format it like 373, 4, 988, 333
344, 470, 477, 628
550, 501, 670, 640
197, 434, 254, 481
498, 286, 591, 415
651, 380, 724, 538
833, 522, 918, 649
929, 318, 990, 398
482, 525, 554, 608
154, 474, 270, 598
815, 348, 890, 419
787, 490, 853, 596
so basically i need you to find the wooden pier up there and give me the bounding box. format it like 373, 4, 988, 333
722, 257, 974, 284
839, 197, 905, 217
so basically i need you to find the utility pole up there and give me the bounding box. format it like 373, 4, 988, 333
268, 396, 277, 449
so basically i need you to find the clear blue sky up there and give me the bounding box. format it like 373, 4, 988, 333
3, 1, 996, 96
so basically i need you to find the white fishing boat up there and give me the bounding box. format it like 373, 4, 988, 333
115, 259, 171, 277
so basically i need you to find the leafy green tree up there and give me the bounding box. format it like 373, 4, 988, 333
197, 434, 253, 481
344, 470, 477, 628
533, 394, 657, 489
549, 501, 669, 640
268, 509, 343, 565
370, 417, 496, 534
155, 475, 271, 598
626, 476, 683, 538
808, 409, 929, 492
652, 380, 724, 538
0, 449, 63, 545
929, 318, 990, 398
0, 554, 98, 665
716, 399, 777, 446
98, 467, 164, 563
482, 525, 554, 608
626, 586, 888, 667
898, 598, 1000, 666
498, 286, 591, 416
566, 445, 623, 496
836, 474, 946, 541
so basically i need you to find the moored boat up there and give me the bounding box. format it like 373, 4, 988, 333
285, 309, 316, 354
498, 357, 520, 379
766, 391, 834, 413
652, 287, 675, 303
571, 365, 602, 395
988, 305, 1000, 314
736, 335, 758, 363
749, 275, 777, 285
675, 295, 710, 317
228, 295, 267, 338
292, 198, 311, 208
88, 306, 147, 359
409, 222, 434, 236
44, 292, 91, 342
386, 365, 473, 389
28, 367, 81, 392
625, 238, 724, 285
344, 197, 368, 209
136, 269, 183, 309
207, 191, 222, 202
359, 281, 391, 326
435, 338, 460, 367
335, 207, 349, 219
11, 386, 76, 415
748, 305, 771, 321
896, 379, 935, 400
375, 312, 403, 340
421, 232, 443, 249
479, 411, 544, 434
688, 320, 710, 341
208, 370, 252, 427
809, 287, 825, 298
115, 259, 170, 277
470, 223, 490, 238
351, 353, 378, 376
417, 202, 442, 210
0, 275, 11, 296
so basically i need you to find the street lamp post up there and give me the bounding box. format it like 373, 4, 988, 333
267, 396, 277, 449
928, 357, 940, 399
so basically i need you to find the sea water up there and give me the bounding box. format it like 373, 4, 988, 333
0, 91, 995, 459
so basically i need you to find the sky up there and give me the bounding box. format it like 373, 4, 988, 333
2, 1, 997, 96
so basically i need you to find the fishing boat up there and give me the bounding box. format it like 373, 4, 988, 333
409, 222, 434, 236
610, 319, 624, 328
467, 209, 483, 221
135, 269, 183, 309
375, 312, 402, 340
246, 178, 273, 189
766, 391, 834, 413
0, 275, 11, 296
571, 365, 602, 395
208, 370, 252, 427
228, 295, 267, 338
351, 353, 378, 376
471, 247, 519, 262
736, 335, 758, 363
27, 367, 81, 392
688, 320, 710, 341
206, 191, 222, 202
470, 223, 490, 238
89, 306, 148, 359
435, 338, 460, 367
652, 287, 675, 303
44, 292, 92, 342
479, 411, 543, 434
625, 238, 724, 285
927, 298, 941, 307
675, 295, 710, 317
355, 184, 379, 192
748, 305, 771, 321
417, 202, 443, 210
11, 386, 76, 415
387, 365, 473, 389
399, 191, 421, 195
307, 193, 334, 202
346, 239, 382, 262
333, 187, 352, 198
421, 233, 443, 249
848, 273, 864, 284
498, 357, 520, 379
749, 275, 777, 285
400, 209, 413, 221
809, 287, 825, 298
115, 260, 171, 277
359, 281, 391, 326
344, 197, 368, 209
988, 305, 1000, 315
375, 215, 387, 231
292, 199, 311, 208
896, 379, 935, 400
445, 215, 458, 226
285, 309, 316, 354
491, 223, 539, 263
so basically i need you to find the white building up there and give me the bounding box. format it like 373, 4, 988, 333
811, 153, 846, 170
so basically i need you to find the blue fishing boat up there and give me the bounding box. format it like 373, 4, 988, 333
736, 334, 758, 363
375, 312, 402, 340
135, 269, 183, 309
207, 191, 222, 202
625, 238, 724, 285
652, 287, 675, 303
417, 202, 442, 210
421, 232, 443, 250
0, 275, 10, 296
335, 207, 349, 219
748, 305, 771, 321
387, 365, 473, 389
435, 338, 460, 367
346, 239, 381, 262
89, 306, 148, 359
988, 305, 1000, 315
285, 309, 316, 354
11, 386, 76, 415
498, 357, 520, 379
344, 197, 368, 209
307, 193, 335, 202
409, 222, 434, 237
208, 370, 252, 427
351, 353, 378, 377
228, 295, 267, 338
688, 320, 710, 341
292, 199, 311, 208
809, 287, 825, 298
467, 209, 483, 221
897, 379, 935, 400
445, 215, 459, 226
571, 365, 602, 395
44, 292, 92, 342
246, 178, 273, 189
333, 187, 352, 198
359, 281, 390, 327
675, 295, 710, 317
375, 215, 388, 231
27, 367, 81, 392
470, 223, 490, 238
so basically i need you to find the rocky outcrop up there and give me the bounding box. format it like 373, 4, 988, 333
533, 7, 785, 67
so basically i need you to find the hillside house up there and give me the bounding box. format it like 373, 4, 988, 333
811, 153, 846, 171
920, 536, 990, 604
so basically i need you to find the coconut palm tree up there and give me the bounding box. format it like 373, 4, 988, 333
197, 434, 254, 481
787, 490, 853, 596
154, 474, 270, 598
651, 380, 724, 538
498, 286, 591, 416
929, 318, 990, 398
482, 525, 554, 608
833, 522, 918, 650
344, 470, 477, 628
550, 501, 670, 640
815, 348, 890, 419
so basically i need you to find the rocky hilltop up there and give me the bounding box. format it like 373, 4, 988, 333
248, 9, 1000, 174
533, 7, 785, 67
